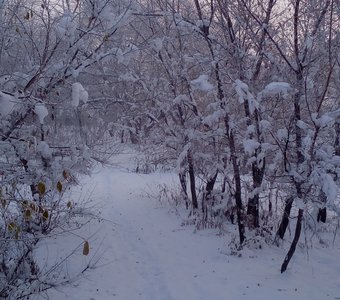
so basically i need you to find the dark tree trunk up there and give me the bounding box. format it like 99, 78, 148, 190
276, 197, 294, 239
247, 194, 259, 228
281, 2, 305, 273
120, 130, 124, 143
187, 150, 198, 210
226, 119, 245, 245
198, 2, 245, 243
221, 175, 227, 194
317, 208, 327, 223
179, 173, 189, 210
281, 209, 303, 273
205, 172, 218, 196
243, 104, 264, 229
317, 191, 327, 223
335, 123, 340, 156
335, 123, 339, 181
202, 171, 218, 220
247, 151, 266, 228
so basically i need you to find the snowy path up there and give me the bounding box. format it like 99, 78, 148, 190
70, 167, 230, 300
48, 166, 340, 300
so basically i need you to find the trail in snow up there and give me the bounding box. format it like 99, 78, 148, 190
46, 165, 340, 300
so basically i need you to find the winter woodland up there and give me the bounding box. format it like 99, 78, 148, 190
0, 0, 339, 298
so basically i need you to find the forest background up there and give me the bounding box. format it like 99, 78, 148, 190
0, 0, 339, 298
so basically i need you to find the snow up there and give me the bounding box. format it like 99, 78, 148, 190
119, 73, 138, 82
234, 79, 250, 104
243, 139, 260, 154
116, 48, 125, 64
113, 8, 134, 29
44, 154, 340, 300
202, 110, 223, 127
276, 128, 288, 140
327, 108, 340, 122
321, 173, 338, 203
0, 91, 15, 116
71, 82, 89, 107
55, 12, 76, 41
259, 119, 271, 132
37, 141, 52, 159
116, 47, 137, 66
34, 103, 48, 124
151, 38, 164, 52
177, 143, 191, 173
261, 82, 292, 96
234, 80, 258, 113
305, 36, 313, 50
312, 112, 334, 128
296, 120, 309, 130
190, 75, 214, 92
98, 2, 116, 25
246, 124, 256, 135
173, 94, 188, 105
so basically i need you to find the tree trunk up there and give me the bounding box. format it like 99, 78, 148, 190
317, 208, 327, 223
335, 123, 339, 181
244, 104, 265, 229
276, 197, 294, 239
225, 117, 246, 245
187, 150, 198, 210
202, 171, 218, 221
196, 0, 245, 243
247, 194, 260, 228
335, 123, 340, 156
280, 1, 305, 273
179, 172, 189, 209
317, 191, 327, 223
281, 209, 303, 273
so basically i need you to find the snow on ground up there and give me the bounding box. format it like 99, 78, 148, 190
42, 155, 340, 300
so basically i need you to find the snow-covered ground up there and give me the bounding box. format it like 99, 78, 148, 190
43, 157, 340, 300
